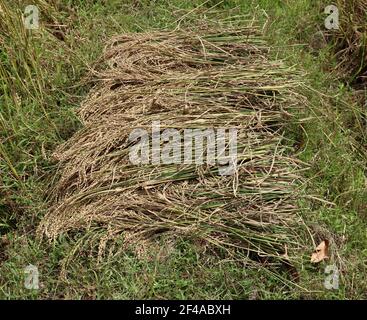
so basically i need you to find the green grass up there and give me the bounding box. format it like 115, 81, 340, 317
0, 0, 366, 299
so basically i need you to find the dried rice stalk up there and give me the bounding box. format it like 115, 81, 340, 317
39, 22, 305, 263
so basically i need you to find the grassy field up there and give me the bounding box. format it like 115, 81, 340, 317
0, 0, 366, 299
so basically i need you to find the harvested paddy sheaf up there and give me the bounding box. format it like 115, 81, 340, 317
39, 23, 305, 266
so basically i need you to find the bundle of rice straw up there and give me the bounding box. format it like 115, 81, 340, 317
39, 21, 304, 264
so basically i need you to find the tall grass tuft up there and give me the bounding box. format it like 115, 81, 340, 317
333, 0, 367, 86
0, 0, 78, 231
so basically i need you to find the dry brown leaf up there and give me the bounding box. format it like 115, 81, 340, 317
311, 240, 329, 263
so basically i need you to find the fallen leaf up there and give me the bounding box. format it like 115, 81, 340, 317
311, 240, 329, 263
